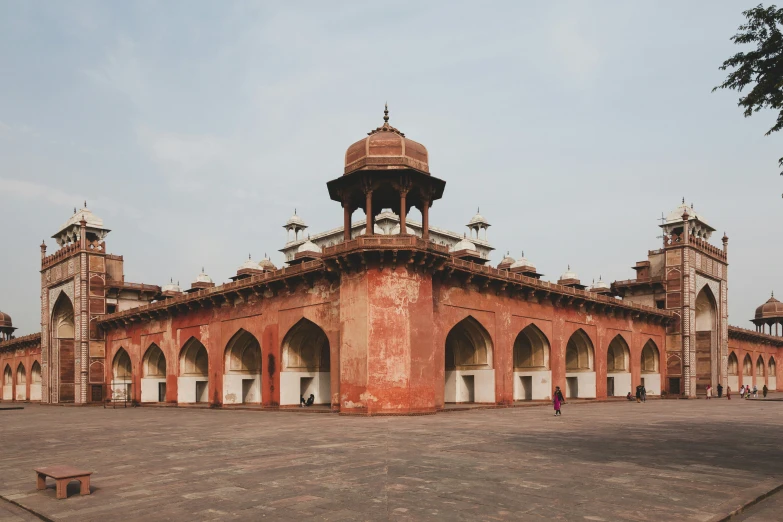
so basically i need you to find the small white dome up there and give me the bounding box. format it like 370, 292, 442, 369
162, 279, 181, 293
591, 277, 610, 290
286, 209, 306, 227
467, 208, 489, 226
194, 268, 213, 284
238, 255, 258, 271
510, 251, 536, 271
298, 239, 321, 253
452, 237, 477, 252
560, 265, 579, 281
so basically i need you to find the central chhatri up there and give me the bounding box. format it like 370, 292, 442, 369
344, 104, 429, 175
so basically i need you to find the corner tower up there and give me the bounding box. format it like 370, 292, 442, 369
322, 106, 450, 414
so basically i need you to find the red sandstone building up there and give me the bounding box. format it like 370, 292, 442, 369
2, 109, 781, 413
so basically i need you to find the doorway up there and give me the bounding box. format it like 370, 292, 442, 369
607, 377, 615, 397
462, 375, 475, 403
158, 382, 166, 402
566, 377, 579, 398
195, 381, 208, 403
520, 376, 532, 401
669, 377, 681, 395
242, 379, 255, 403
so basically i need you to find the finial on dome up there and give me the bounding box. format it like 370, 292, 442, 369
521, 250, 524, 257
383, 102, 389, 123
682, 197, 685, 204
84, 200, 87, 208
170, 277, 173, 283
568, 264, 570, 270
73, 207, 77, 214
691, 202, 694, 209
248, 253, 252, 260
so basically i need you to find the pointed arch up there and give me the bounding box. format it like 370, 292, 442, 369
607, 335, 630, 372
142, 344, 166, 377
756, 355, 765, 378
31, 361, 41, 384
51, 292, 75, 339
566, 329, 594, 371
445, 316, 493, 370
694, 286, 717, 394
728, 352, 738, 375
16, 363, 26, 385
743, 354, 752, 376
180, 337, 209, 376
513, 323, 550, 369
224, 329, 261, 374
3, 364, 11, 386
770, 356, 777, 375
112, 348, 132, 380
282, 319, 330, 371
641, 340, 660, 373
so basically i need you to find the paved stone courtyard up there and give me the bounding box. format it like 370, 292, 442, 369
1, 399, 783, 521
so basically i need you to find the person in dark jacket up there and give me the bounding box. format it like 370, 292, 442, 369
717, 383, 723, 398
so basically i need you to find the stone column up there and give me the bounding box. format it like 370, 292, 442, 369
343, 202, 352, 241
422, 200, 430, 242
680, 210, 694, 397
79, 217, 88, 404
365, 190, 373, 236
399, 189, 408, 234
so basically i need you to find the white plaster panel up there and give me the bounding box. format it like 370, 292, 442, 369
223, 374, 261, 404
2, 385, 11, 400
141, 378, 166, 403
769, 376, 777, 391
607, 372, 632, 397
641, 373, 661, 395
444, 369, 494, 403
565, 372, 596, 398
30, 384, 41, 401
513, 370, 551, 400
177, 376, 209, 403
281, 371, 330, 405
728, 375, 739, 392
15, 385, 26, 401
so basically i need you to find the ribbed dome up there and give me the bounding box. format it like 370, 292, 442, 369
755, 294, 783, 320
286, 210, 306, 227
468, 209, 489, 226
560, 266, 579, 281
238, 255, 258, 271
344, 105, 429, 175
0, 311, 12, 328
258, 257, 277, 271
591, 277, 610, 290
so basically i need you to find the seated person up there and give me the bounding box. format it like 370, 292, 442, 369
306, 394, 315, 406
626, 392, 633, 401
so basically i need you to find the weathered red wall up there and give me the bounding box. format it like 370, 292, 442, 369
728, 336, 780, 391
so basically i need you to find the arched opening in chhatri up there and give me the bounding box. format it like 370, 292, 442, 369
694, 286, 717, 396
444, 316, 494, 404
512, 324, 550, 401
178, 338, 209, 404
223, 329, 262, 405
640, 340, 661, 395
606, 335, 631, 397
565, 329, 595, 399
111, 348, 132, 401
141, 344, 167, 403
15, 363, 26, 401
30, 361, 42, 401
281, 318, 330, 406
2, 364, 12, 401
51, 292, 75, 402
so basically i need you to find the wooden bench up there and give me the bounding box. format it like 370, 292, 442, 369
34, 466, 92, 499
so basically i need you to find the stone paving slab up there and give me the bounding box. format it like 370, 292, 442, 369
1, 399, 782, 521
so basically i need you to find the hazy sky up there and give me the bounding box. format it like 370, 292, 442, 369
1, 1, 781, 335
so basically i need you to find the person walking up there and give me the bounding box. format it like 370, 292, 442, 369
706, 385, 712, 400
553, 386, 564, 416
763, 384, 769, 398
717, 383, 723, 398
740, 385, 746, 398
641, 384, 647, 403
635, 385, 642, 403
753, 385, 758, 398
726, 386, 731, 400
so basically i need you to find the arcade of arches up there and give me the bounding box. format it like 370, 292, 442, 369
3, 110, 783, 413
